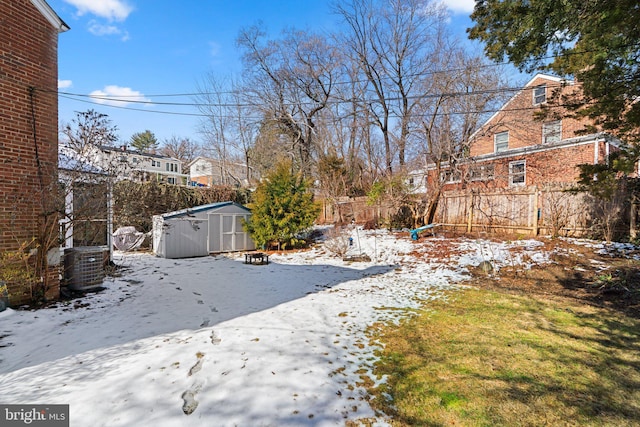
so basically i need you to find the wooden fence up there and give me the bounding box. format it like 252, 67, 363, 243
318, 197, 393, 225
436, 187, 593, 236
318, 186, 603, 237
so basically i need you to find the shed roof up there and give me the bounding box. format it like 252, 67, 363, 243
160, 201, 251, 220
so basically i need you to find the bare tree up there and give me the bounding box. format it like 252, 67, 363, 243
237, 25, 339, 176
325, 55, 382, 191
61, 109, 118, 152
159, 136, 202, 171
195, 74, 260, 184
413, 52, 507, 225
334, 0, 450, 174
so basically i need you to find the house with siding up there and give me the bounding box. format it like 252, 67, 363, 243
0, 0, 69, 306
188, 156, 256, 188
415, 74, 621, 235
84, 145, 189, 185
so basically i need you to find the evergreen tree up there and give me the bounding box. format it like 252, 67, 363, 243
245, 161, 320, 249
130, 130, 158, 153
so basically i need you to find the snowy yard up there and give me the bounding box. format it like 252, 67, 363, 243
0, 229, 550, 426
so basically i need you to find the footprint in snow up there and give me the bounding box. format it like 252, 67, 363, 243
210, 331, 221, 345
181, 383, 202, 415
188, 357, 204, 376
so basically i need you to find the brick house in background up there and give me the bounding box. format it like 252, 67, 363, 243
410, 74, 621, 235
463, 74, 619, 189
0, 0, 69, 306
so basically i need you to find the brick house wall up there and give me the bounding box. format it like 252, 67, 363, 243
413, 74, 621, 235
0, 0, 68, 305
456, 75, 617, 191
469, 75, 590, 157
438, 137, 614, 192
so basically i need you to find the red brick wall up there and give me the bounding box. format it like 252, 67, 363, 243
470, 76, 590, 157
0, 0, 62, 305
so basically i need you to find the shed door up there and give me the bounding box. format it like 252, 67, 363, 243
208, 213, 253, 252
222, 214, 252, 251
221, 215, 235, 251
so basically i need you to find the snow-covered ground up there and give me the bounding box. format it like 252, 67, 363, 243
0, 229, 551, 426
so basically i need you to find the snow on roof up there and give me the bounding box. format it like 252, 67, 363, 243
58, 146, 107, 175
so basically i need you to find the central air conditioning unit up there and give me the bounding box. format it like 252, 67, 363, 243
64, 246, 109, 291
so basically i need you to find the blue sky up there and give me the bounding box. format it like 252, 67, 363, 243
48, 0, 484, 145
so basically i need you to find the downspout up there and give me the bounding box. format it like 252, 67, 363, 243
28, 87, 45, 207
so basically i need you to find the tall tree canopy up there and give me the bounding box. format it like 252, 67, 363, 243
130, 130, 159, 153
468, 0, 640, 139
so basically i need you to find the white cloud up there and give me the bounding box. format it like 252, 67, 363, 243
209, 41, 221, 58
58, 80, 73, 89
64, 0, 133, 21
439, 0, 475, 14
87, 20, 130, 40
89, 85, 150, 107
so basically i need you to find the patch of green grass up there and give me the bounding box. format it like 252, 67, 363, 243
368, 289, 640, 426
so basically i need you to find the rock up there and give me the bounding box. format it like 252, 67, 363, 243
477, 260, 494, 274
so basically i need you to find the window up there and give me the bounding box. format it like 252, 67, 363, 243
167, 177, 176, 185
533, 84, 546, 105
440, 169, 461, 183
542, 120, 562, 144
509, 160, 526, 186
495, 131, 509, 152
151, 160, 161, 168
469, 164, 495, 181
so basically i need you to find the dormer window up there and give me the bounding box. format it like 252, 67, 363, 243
533, 84, 546, 105
495, 131, 509, 152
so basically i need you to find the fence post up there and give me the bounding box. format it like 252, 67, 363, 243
467, 191, 474, 233
532, 187, 539, 236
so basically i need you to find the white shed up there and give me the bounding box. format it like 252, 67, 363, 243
152, 201, 255, 258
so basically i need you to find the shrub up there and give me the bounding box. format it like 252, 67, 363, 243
244, 161, 320, 250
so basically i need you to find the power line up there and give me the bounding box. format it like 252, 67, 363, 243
51, 80, 582, 119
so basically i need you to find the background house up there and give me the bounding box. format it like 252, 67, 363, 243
86, 145, 189, 185
463, 74, 619, 190
189, 156, 256, 187
0, 0, 69, 306
417, 74, 621, 236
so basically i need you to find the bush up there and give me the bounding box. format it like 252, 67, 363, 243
324, 227, 351, 257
